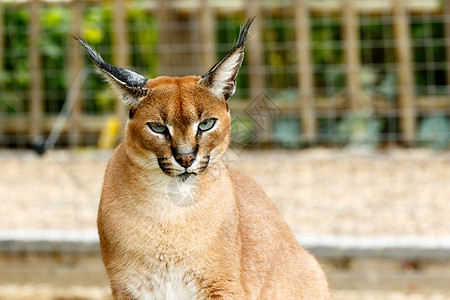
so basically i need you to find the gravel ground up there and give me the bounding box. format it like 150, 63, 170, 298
1, 149, 450, 299
1, 148, 450, 237
0, 285, 449, 300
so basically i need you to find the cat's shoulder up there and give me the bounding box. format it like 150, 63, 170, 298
226, 166, 274, 208
227, 167, 261, 192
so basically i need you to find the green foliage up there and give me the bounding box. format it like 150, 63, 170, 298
273, 118, 300, 148
1, 6, 30, 113
230, 117, 256, 149
275, 88, 298, 102
337, 113, 382, 150
376, 71, 397, 102
323, 66, 345, 95
94, 88, 115, 112
418, 114, 450, 149
311, 17, 342, 66
318, 118, 339, 143
1, 6, 449, 149
263, 16, 297, 94
41, 7, 72, 113
128, 7, 159, 78
82, 7, 114, 114
1, 4, 160, 115
83, 7, 110, 45
411, 18, 447, 95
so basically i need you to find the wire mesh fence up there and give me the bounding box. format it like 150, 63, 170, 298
1, 0, 450, 151
1, 2, 450, 298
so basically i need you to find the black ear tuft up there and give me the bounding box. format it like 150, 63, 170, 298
234, 17, 255, 50
74, 37, 150, 108
197, 17, 254, 100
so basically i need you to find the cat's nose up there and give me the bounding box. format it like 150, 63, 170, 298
174, 152, 196, 168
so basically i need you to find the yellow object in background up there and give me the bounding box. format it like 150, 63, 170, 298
98, 116, 121, 149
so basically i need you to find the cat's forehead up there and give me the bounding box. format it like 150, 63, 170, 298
142, 76, 224, 123
146, 76, 200, 89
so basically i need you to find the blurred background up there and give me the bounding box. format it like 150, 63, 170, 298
1, 0, 450, 299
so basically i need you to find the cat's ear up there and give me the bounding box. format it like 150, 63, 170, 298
197, 17, 254, 101
74, 37, 149, 108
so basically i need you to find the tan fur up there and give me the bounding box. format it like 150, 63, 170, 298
98, 76, 331, 299
83, 19, 331, 299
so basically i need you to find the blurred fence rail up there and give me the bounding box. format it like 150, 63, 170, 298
1, 0, 450, 149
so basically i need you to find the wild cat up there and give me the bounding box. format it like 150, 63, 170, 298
76, 18, 331, 300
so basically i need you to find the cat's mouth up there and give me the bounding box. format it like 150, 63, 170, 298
157, 156, 210, 179
178, 171, 196, 182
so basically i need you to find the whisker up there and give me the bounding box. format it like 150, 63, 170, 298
141, 158, 158, 169
142, 158, 157, 170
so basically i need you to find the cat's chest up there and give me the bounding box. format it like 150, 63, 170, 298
124, 267, 202, 300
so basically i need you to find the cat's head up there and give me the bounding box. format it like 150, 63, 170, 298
76, 18, 253, 181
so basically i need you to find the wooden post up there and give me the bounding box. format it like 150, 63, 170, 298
198, 0, 215, 73
245, 0, 264, 99
0, 0, 4, 138
295, 0, 317, 143
113, 0, 130, 125
156, 0, 196, 76
245, 0, 269, 144
156, 0, 174, 76
68, 0, 83, 148
0, 1, 3, 81
444, 0, 450, 104
29, 0, 43, 143
393, 0, 416, 145
342, 0, 361, 111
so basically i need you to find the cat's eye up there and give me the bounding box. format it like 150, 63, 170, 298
148, 122, 168, 134
198, 119, 216, 131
